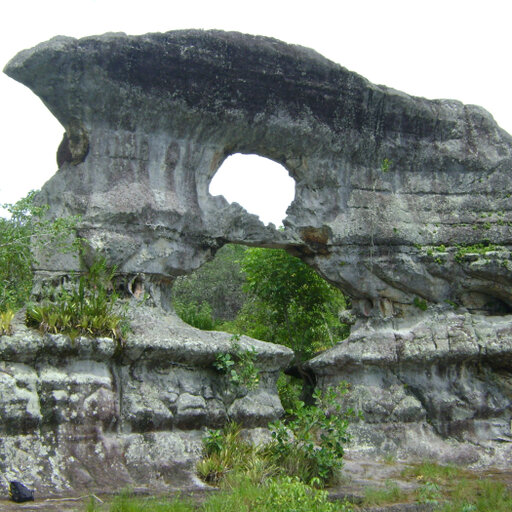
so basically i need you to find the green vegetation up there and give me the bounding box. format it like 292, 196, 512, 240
398, 461, 512, 511
381, 158, 392, 173
267, 384, 354, 485
213, 335, 259, 390
86, 477, 351, 511
172, 244, 248, 324
413, 297, 428, 311
454, 242, 501, 262
0, 191, 128, 344
174, 301, 217, 331
199, 384, 353, 489
0, 309, 14, 335
25, 255, 128, 345
363, 480, 407, 506
0, 191, 78, 318
173, 246, 350, 359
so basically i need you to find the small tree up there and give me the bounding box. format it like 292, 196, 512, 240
0, 191, 78, 312
238, 248, 348, 360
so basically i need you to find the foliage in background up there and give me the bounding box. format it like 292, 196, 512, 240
276, 373, 303, 414
173, 300, 217, 331
172, 244, 248, 322
0, 191, 79, 314
26, 256, 128, 345
237, 247, 348, 360
172, 244, 350, 360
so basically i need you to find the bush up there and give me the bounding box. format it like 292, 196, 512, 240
198, 384, 354, 489
266, 383, 355, 485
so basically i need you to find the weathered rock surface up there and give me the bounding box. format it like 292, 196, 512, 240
4, 29, 512, 315
308, 310, 512, 466
0, 308, 293, 495
3, 29, 512, 492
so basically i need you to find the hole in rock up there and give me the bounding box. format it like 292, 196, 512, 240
209, 154, 295, 227
171, 244, 351, 397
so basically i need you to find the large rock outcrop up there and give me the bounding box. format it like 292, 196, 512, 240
4, 29, 512, 316
0, 308, 292, 495
308, 310, 512, 465
3, 30, 512, 489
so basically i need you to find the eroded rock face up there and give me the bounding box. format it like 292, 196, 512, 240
0, 309, 293, 495
3, 30, 512, 487
4, 30, 512, 315
308, 310, 512, 465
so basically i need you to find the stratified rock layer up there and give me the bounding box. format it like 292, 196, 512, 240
308, 310, 512, 466
4, 30, 512, 315
0, 308, 293, 495
3, 30, 512, 489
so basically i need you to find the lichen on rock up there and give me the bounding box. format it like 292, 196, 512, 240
3, 29, 512, 494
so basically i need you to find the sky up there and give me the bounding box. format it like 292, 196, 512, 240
1, 0, 511, 225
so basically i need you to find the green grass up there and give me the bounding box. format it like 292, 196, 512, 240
401, 461, 465, 485
85, 477, 352, 511
363, 480, 409, 506
400, 461, 512, 511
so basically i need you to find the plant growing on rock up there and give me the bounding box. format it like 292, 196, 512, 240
213, 335, 260, 390
26, 255, 128, 345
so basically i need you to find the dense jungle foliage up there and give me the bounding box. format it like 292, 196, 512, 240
172, 244, 350, 360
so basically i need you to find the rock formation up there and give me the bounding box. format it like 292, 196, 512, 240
3, 30, 512, 493
0, 308, 292, 494
5, 30, 512, 316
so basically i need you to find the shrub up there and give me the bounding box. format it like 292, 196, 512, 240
265, 383, 355, 486
197, 422, 261, 485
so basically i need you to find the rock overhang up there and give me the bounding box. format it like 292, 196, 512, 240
4, 29, 512, 317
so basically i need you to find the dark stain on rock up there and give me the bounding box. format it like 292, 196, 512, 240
299, 226, 331, 254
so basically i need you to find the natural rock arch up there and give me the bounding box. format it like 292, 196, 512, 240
3, 29, 512, 495
4, 29, 512, 318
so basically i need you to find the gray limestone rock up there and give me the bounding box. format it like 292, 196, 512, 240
0, 308, 293, 495
307, 310, 512, 465
3, 29, 512, 493
4, 30, 512, 315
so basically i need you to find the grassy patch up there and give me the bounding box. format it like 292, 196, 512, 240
401, 461, 465, 485
363, 480, 409, 506
400, 461, 512, 511
85, 478, 352, 511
